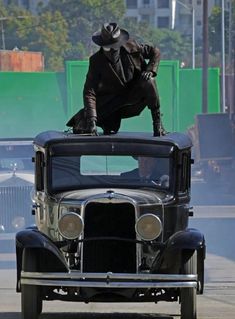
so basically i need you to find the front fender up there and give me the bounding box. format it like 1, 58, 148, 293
167, 228, 205, 251
16, 229, 68, 292
152, 228, 205, 274
165, 228, 206, 294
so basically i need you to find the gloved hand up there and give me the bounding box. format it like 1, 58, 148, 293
86, 118, 98, 135
141, 71, 153, 81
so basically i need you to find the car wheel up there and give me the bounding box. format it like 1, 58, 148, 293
21, 248, 42, 319
180, 250, 197, 319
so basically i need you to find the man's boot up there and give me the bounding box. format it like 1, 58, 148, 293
151, 109, 167, 137
153, 120, 161, 137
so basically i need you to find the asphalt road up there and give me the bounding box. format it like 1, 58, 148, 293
0, 205, 235, 319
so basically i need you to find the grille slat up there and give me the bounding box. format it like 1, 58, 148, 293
83, 202, 136, 273
0, 185, 34, 232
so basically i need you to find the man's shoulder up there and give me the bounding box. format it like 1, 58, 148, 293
122, 39, 141, 53
89, 50, 102, 62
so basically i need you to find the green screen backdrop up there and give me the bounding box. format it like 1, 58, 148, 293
179, 68, 220, 132
0, 61, 220, 138
66, 60, 180, 133
0, 72, 67, 137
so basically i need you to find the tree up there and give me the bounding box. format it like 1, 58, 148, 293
0, 2, 28, 50
123, 18, 191, 66
2, 4, 70, 70
209, 6, 230, 54
0, 0, 7, 18
42, 0, 126, 56
31, 11, 71, 70
208, 2, 235, 71
0, 0, 196, 70
152, 28, 191, 64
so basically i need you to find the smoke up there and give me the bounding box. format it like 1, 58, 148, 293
189, 113, 235, 206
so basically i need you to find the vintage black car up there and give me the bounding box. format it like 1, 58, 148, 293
16, 130, 205, 319
0, 138, 34, 252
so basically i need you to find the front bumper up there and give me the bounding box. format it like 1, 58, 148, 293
21, 271, 197, 289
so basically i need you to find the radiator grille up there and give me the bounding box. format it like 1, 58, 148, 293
83, 202, 136, 273
0, 185, 34, 232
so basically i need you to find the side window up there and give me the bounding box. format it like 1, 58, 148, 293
178, 152, 190, 193
35, 151, 44, 191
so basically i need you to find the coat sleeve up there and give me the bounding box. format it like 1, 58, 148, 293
138, 42, 161, 77
83, 56, 100, 120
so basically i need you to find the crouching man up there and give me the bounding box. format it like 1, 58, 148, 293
67, 22, 166, 136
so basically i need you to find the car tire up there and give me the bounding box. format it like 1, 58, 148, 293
180, 250, 197, 319
21, 248, 42, 319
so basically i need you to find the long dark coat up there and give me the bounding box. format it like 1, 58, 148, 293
67, 39, 161, 133
83, 40, 160, 122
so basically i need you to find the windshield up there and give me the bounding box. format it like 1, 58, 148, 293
51, 154, 170, 192
0, 144, 34, 172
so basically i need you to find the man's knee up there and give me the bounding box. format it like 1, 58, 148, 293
135, 78, 157, 96
98, 113, 121, 134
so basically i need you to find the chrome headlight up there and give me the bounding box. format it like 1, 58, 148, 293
58, 212, 83, 240
12, 216, 25, 230
135, 214, 162, 241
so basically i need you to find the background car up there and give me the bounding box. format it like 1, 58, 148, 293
0, 138, 34, 252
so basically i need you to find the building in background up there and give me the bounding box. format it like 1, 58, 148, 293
3, 0, 49, 14
125, 0, 230, 41
125, 0, 172, 29
2, 0, 232, 42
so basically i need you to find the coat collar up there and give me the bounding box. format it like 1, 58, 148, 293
122, 39, 140, 53
97, 49, 125, 86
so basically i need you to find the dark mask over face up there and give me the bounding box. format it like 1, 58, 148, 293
103, 48, 120, 64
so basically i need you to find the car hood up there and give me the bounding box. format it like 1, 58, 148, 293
0, 172, 34, 186
58, 188, 173, 205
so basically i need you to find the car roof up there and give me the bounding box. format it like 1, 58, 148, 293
0, 138, 33, 146
34, 131, 192, 151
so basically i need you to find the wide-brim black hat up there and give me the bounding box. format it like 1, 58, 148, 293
92, 22, 129, 49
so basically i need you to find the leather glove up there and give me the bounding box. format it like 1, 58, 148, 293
141, 71, 153, 81
86, 118, 98, 135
